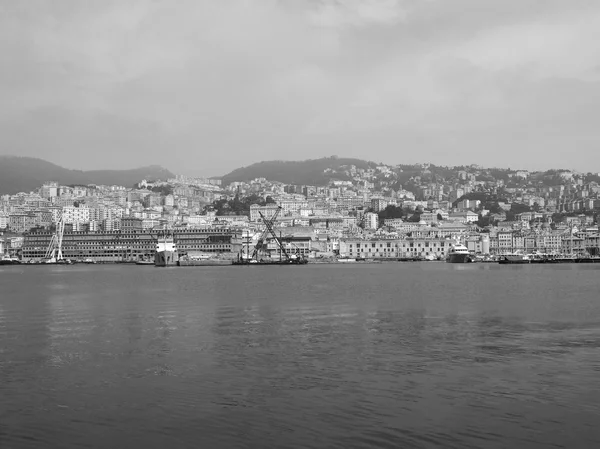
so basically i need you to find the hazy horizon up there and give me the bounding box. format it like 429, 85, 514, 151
1, 0, 599, 176
3, 153, 599, 179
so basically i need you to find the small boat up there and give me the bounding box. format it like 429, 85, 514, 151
0, 255, 21, 265
136, 260, 155, 266
498, 253, 531, 264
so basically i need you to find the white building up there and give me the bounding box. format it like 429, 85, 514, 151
364, 212, 379, 230
384, 218, 404, 228
103, 219, 122, 232
142, 218, 160, 229
164, 195, 175, 207
40, 182, 58, 199
249, 204, 280, 222
185, 215, 212, 226
62, 206, 90, 225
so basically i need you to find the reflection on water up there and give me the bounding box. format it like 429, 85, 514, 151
1, 264, 600, 448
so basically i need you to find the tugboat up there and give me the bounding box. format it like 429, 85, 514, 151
446, 244, 472, 263
154, 230, 178, 267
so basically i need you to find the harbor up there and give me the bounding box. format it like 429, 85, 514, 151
4, 207, 599, 267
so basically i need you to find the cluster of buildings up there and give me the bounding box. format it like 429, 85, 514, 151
1, 164, 600, 261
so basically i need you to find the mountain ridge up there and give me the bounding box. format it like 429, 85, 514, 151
0, 156, 174, 195
220, 156, 381, 185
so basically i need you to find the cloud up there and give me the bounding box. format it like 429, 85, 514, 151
0, 0, 599, 174
307, 0, 408, 28
455, 4, 600, 81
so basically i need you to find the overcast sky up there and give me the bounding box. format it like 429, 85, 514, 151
1, 0, 599, 176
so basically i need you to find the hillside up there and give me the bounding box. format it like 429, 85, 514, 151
220, 157, 378, 185
0, 156, 174, 195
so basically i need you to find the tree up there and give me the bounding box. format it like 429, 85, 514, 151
437, 213, 444, 221
476, 214, 491, 228
212, 193, 276, 216
487, 202, 504, 214
510, 203, 531, 215
149, 185, 173, 195
377, 205, 404, 223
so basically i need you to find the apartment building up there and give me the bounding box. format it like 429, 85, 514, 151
363, 212, 379, 230
8, 214, 37, 233
62, 206, 90, 225
249, 204, 280, 222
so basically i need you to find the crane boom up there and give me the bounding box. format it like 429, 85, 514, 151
260, 211, 291, 260
44, 211, 65, 262
251, 206, 281, 260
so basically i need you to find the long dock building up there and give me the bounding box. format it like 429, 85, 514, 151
22, 228, 241, 262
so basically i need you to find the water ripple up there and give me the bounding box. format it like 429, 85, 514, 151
1, 264, 600, 448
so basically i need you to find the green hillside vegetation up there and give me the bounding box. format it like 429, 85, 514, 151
209, 194, 276, 216
0, 156, 174, 195
220, 156, 378, 185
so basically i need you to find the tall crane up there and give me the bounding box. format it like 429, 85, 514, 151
44, 211, 65, 262
251, 207, 281, 261
260, 209, 291, 261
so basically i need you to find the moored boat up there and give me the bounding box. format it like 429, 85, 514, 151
154, 231, 178, 267
498, 253, 531, 264
0, 255, 21, 265
446, 244, 472, 263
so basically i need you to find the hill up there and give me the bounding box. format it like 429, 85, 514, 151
220, 156, 378, 185
0, 156, 174, 195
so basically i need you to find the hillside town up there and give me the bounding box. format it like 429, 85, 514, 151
1, 162, 600, 262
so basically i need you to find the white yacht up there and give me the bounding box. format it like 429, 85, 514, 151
446, 244, 472, 263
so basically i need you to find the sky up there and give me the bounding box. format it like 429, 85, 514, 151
1, 0, 599, 176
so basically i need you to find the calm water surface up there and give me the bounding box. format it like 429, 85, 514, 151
1, 263, 600, 448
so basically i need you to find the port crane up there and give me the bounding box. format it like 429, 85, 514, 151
241, 206, 307, 264
250, 207, 282, 261
44, 211, 65, 263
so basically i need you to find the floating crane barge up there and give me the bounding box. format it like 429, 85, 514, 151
232, 206, 308, 266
